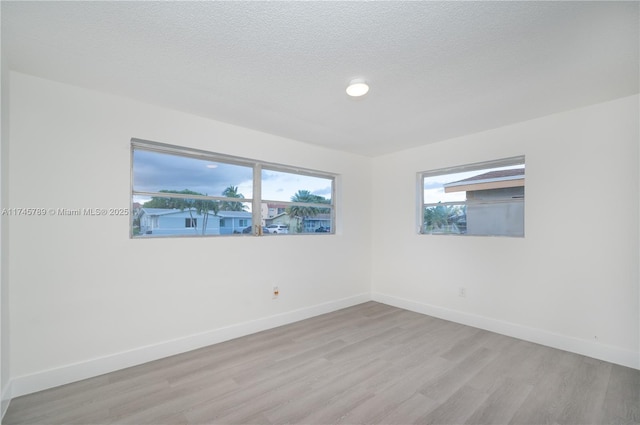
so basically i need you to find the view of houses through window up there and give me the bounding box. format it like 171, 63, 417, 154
131, 140, 335, 237
420, 156, 525, 237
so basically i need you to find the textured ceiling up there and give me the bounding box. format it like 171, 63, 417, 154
2, 1, 638, 156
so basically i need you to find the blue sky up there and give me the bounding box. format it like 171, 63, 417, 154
133, 150, 332, 205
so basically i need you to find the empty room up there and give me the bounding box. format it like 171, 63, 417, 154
0, 1, 638, 424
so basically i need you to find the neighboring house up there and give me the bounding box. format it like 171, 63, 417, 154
301, 213, 331, 233
263, 203, 288, 218
260, 203, 288, 226
265, 212, 330, 233
265, 212, 289, 224
139, 208, 253, 236
218, 210, 253, 234
138, 208, 221, 236
281, 213, 331, 233
265, 212, 292, 231
444, 168, 524, 237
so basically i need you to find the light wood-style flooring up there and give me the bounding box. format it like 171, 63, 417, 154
4, 302, 639, 424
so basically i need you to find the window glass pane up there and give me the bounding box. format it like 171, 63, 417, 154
261, 169, 332, 203
423, 164, 524, 204
133, 197, 253, 237
133, 149, 253, 199
421, 159, 524, 237
260, 168, 334, 235
261, 208, 332, 235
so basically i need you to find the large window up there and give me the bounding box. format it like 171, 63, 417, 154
419, 156, 525, 237
131, 139, 336, 238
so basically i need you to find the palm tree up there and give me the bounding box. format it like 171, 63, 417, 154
144, 189, 202, 209
424, 204, 465, 233
287, 190, 328, 232
194, 199, 220, 235
220, 185, 247, 211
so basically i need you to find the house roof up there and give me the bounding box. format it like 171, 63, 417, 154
217, 211, 252, 218
448, 168, 524, 185
140, 208, 185, 216
140, 208, 215, 217
269, 212, 289, 220
141, 208, 252, 218
444, 168, 524, 193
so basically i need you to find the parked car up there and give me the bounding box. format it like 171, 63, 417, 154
266, 224, 289, 234
241, 226, 268, 234
315, 226, 330, 233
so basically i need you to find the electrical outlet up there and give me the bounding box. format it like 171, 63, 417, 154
273, 286, 279, 299
458, 287, 467, 298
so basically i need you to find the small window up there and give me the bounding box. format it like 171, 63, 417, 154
419, 156, 524, 237
185, 218, 197, 228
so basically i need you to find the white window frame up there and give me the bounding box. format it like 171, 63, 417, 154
417, 156, 525, 237
131, 139, 336, 238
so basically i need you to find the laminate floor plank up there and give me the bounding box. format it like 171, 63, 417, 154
373, 392, 440, 425
298, 358, 413, 425
418, 346, 498, 402
262, 359, 393, 425
203, 360, 343, 424
510, 349, 599, 425
5, 302, 638, 425
4, 374, 110, 414
464, 377, 534, 425
599, 364, 640, 424
438, 328, 485, 362
416, 319, 482, 358
554, 357, 613, 425
108, 379, 236, 425
208, 338, 346, 388
466, 339, 548, 395
181, 356, 336, 423
4, 379, 170, 425
418, 385, 490, 424
334, 356, 452, 424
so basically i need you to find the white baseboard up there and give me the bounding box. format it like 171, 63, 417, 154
372, 292, 639, 370
9, 293, 371, 399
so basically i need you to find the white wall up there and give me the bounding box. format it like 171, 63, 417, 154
8, 72, 372, 396
5, 71, 639, 402
1, 6, 11, 415
372, 95, 640, 369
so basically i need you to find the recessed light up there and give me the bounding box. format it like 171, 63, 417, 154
206, 164, 218, 169
346, 79, 369, 97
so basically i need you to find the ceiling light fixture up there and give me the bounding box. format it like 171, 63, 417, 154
346, 79, 369, 97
